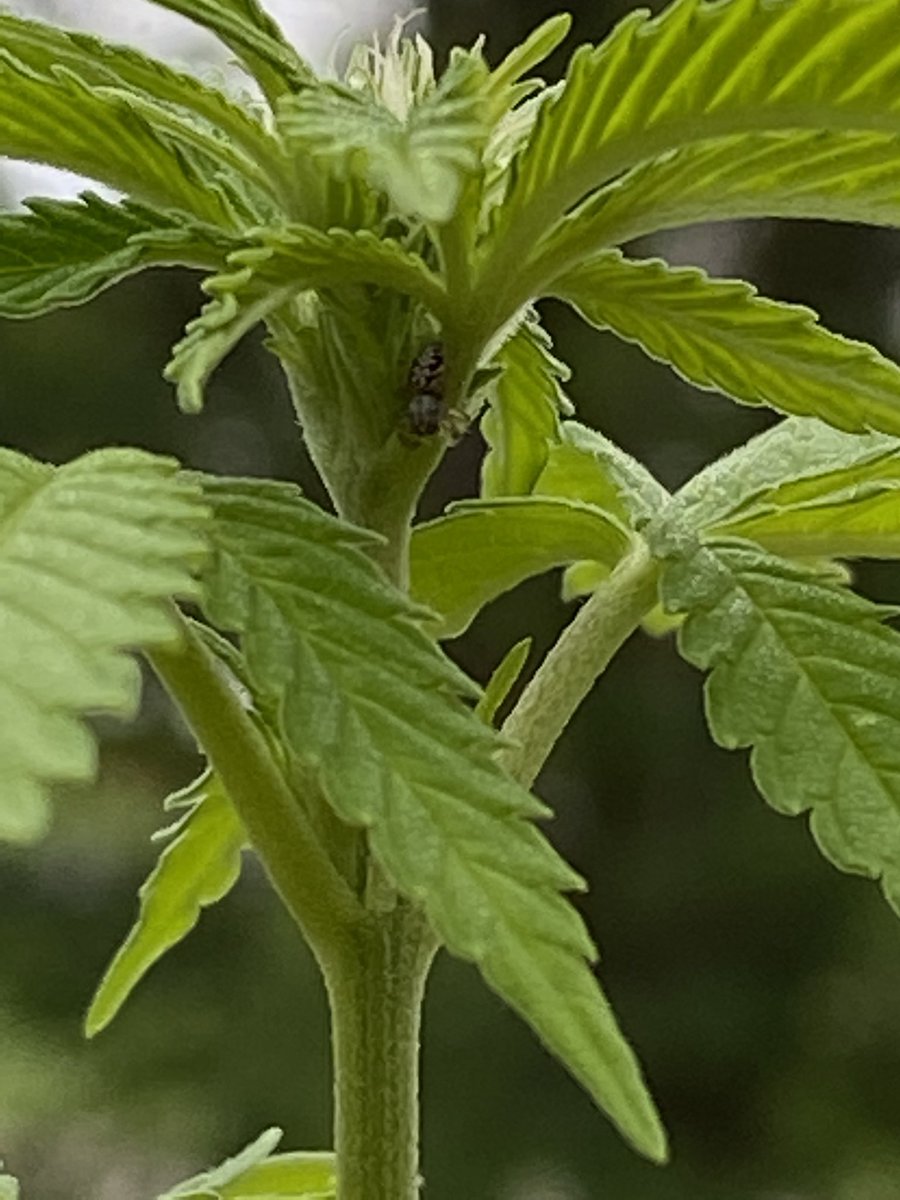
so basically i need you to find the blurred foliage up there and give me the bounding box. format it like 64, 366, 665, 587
3, 1, 900, 1197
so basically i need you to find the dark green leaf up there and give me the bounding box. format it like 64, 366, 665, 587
199, 477, 667, 1161
664, 538, 900, 914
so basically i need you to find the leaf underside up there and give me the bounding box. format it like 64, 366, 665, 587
539, 130, 900, 271
554, 251, 900, 436
492, 0, 900, 261
198, 476, 667, 1161
0, 193, 234, 318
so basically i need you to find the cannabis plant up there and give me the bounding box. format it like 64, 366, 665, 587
5, 0, 900, 1194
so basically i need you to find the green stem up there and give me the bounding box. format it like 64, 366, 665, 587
325, 904, 437, 1200
501, 541, 659, 788
149, 611, 363, 957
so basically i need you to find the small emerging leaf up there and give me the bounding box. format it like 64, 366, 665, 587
487, 14, 572, 100
477, 638, 532, 726
86, 772, 245, 1037
668, 417, 900, 534
480, 316, 571, 498
278, 50, 490, 224
534, 420, 670, 528
159, 1128, 335, 1199
166, 227, 445, 413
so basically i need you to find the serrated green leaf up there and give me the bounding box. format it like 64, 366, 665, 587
487, 0, 900, 303
480, 316, 570, 498
86, 771, 245, 1037
719, 486, 900, 559
554, 251, 900, 436
663, 538, 900, 914
476, 638, 532, 726
669, 417, 900, 535
165, 226, 445, 412
0, 52, 232, 224
159, 1130, 332, 1200
486, 14, 572, 100
0, 448, 206, 844
198, 476, 666, 1161
0, 193, 235, 318
534, 131, 900, 277
278, 51, 490, 223
0, 10, 272, 167
410, 496, 630, 638
147, 0, 313, 98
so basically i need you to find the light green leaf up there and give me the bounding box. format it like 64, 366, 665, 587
165, 225, 445, 412
0, 1174, 18, 1200
663, 538, 900, 914
487, 0, 900, 298
159, 1129, 334, 1200
0, 10, 272, 167
86, 771, 245, 1037
554, 251, 900, 436
534, 420, 670, 528
147, 0, 312, 98
0, 193, 234, 318
278, 51, 490, 223
480, 316, 570, 498
486, 14, 572, 100
161, 1128, 283, 1198
477, 638, 532, 726
216, 1152, 335, 1198
718, 486, 900, 559
667, 417, 900, 535
709, 433, 900, 559
0, 448, 206, 844
534, 131, 900, 277
0, 52, 232, 224
199, 477, 667, 1162
410, 496, 631, 638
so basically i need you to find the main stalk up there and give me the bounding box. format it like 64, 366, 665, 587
325, 904, 436, 1200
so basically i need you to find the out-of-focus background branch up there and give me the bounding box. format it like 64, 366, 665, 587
3, 3, 900, 1197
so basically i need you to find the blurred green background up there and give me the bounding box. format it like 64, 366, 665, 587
4, 2, 900, 1197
